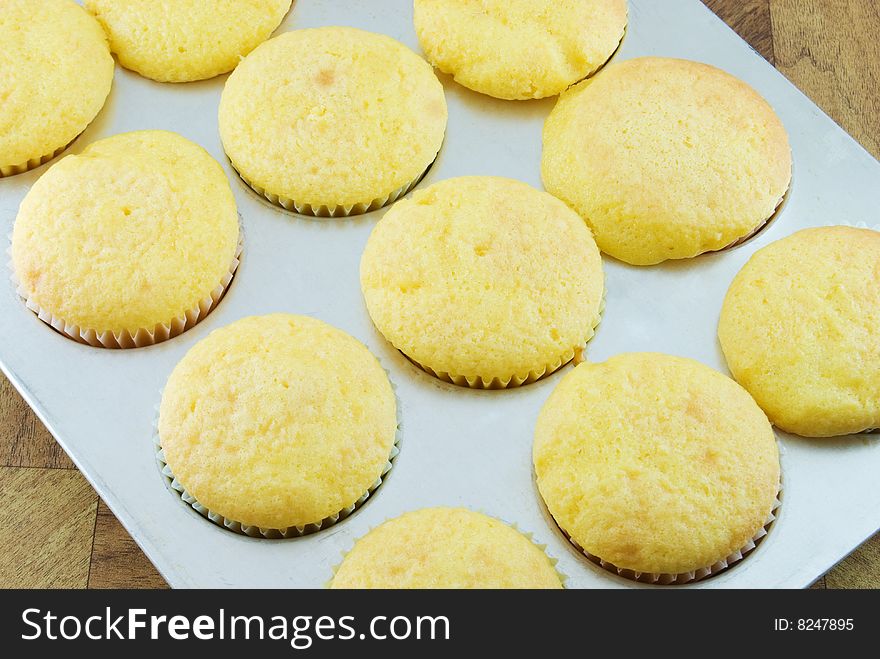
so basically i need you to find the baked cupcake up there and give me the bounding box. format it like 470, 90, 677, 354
534, 353, 780, 583
330, 508, 562, 588
84, 0, 291, 82
218, 27, 447, 216
414, 0, 627, 100
360, 176, 604, 388
0, 0, 114, 177
719, 226, 880, 437
10, 130, 241, 348
542, 57, 792, 265
157, 314, 399, 537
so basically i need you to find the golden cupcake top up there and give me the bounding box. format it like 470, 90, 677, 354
414, 0, 627, 100
11, 130, 240, 336
719, 226, 880, 437
159, 314, 398, 531
84, 0, 291, 82
542, 57, 792, 265
360, 176, 604, 388
219, 26, 447, 212
330, 508, 562, 589
0, 0, 114, 175
533, 352, 780, 576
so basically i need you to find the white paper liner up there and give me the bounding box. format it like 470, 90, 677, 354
153, 364, 402, 540
716, 184, 790, 253
838, 219, 880, 232
517, 525, 568, 588
229, 158, 433, 218
8, 234, 243, 349
554, 24, 626, 99
564, 489, 783, 586
408, 292, 606, 390
0, 142, 71, 178
327, 514, 567, 589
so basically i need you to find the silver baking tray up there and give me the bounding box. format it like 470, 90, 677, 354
2, 0, 879, 589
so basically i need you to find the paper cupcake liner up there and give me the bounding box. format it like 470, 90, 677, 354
153, 363, 403, 539
327, 514, 567, 588
155, 434, 399, 540
408, 293, 606, 390
516, 524, 568, 588
229, 158, 432, 218
0, 142, 72, 178
839, 219, 880, 233
717, 186, 790, 253
563, 488, 782, 586
7, 235, 243, 349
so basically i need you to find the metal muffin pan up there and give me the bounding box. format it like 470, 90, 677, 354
2, 0, 879, 588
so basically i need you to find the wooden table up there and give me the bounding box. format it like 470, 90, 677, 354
1, 0, 878, 589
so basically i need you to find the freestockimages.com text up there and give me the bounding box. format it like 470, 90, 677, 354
21, 608, 450, 648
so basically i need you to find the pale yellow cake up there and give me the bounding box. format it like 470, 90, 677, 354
159, 314, 398, 531
542, 57, 792, 265
414, 0, 627, 100
219, 27, 448, 215
360, 176, 604, 388
330, 508, 562, 589
534, 353, 780, 577
719, 226, 880, 437
85, 0, 291, 82
0, 0, 114, 176
11, 131, 240, 345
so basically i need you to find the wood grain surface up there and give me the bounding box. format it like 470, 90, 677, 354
1, 0, 878, 589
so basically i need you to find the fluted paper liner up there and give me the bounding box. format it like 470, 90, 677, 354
839, 220, 880, 232
153, 365, 402, 539
716, 184, 790, 253
230, 158, 432, 218
0, 89, 111, 178
409, 292, 606, 390
563, 488, 783, 586
0, 142, 71, 178
8, 235, 243, 349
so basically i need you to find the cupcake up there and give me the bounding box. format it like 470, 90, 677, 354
414, 0, 627, 100
218, 27, 448, 216
542, 57, 792, 265
360, 176, 604, 388
84, 0, 291, 82
719, 226, 880, 437
330, 508, 562, 589
0, 0, 114, 177
10, 130, 241, 348
157, 314, 399, 537
533, 353, 780, 583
